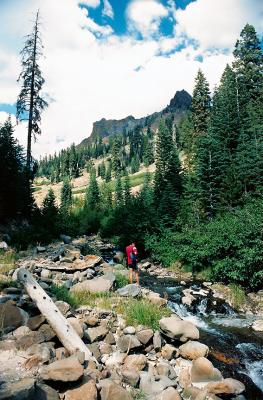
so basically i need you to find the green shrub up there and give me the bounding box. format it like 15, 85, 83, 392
124, 299, 170, 330
49, 284, 77, 307
146, 198, 263, 289
115, 272, 129, 288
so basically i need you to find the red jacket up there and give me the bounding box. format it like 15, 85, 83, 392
126, 244, 138, 265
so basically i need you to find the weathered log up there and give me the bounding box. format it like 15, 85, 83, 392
18, 268, 95, 362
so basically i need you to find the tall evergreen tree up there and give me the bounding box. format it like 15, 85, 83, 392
60, 178, 72, 210
123, 174, 131, 205
85, 169, 100, 209
112, 136, 122, 177
115, 175, 123, 206
17, 11, 48, 173
192, 69, 211, 135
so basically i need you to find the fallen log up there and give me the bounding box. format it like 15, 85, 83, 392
18, 268, 95, 362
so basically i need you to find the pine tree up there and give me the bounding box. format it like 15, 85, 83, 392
154, 119, 182, 221
192, 69, 211, 135
17, 11, 48, 173
42, 189, 58, 232
0, 117, 31, 220
123, 174, 131, 205
60, 178, 72, 210
112, 136, 122, 177
105, 163, 112, 182
115, 175, 123, 206
85, 169, 100, 209
143, 136, 154, 167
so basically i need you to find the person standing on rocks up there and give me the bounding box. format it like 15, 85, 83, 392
126, 242, 139, 285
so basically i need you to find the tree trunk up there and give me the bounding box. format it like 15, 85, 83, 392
18, 268, 95, 362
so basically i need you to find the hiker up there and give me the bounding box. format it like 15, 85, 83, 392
126, 242, 139, 285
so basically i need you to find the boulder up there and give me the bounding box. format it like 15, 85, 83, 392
41, 269, 51, 279
161, 344, 178, 360
0, 378, 36, 400
123, 354, 147, 372
27, 343, 53, 363
139, 372, 176, 396
37, 246, 46, 253
84, 315, 99, 327
16, 331, 45, 350
147, 292, 167, 306
105, 351, 126, 368
117, 284, 141, 298
71, 276, 112, 293
155, 387, 181, 400
191, 357, 222, 384
35, 384, 59, 400
60, 234, 72, 244
27, 314, 45, 330
40, 357, 84, 382
67, 317, 84, 338
116, 334, 141, 352
153, 330, 162, 350
38, 324, 56, 341
100, 379, 132, 400
0, 302, 29, 333
251, 319, 263, 332
113, 251, 124, 263
160, 316, 199, 342
12, 325, 31, 338
205, 378, 245, 395
182, 387, 221, 400
136, 328, 153, 345
121, 369, 139, 387
64, 379, 97, 400
179, 341, 209, 360
86, 325, 109, 343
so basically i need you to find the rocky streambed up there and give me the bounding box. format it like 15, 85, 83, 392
0, 235, 262, 400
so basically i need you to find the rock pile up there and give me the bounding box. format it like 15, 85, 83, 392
0, 235, 246, 399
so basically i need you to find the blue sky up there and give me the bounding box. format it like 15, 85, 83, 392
0, 0, 262, 157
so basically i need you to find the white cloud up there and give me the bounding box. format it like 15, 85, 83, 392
175, 0, 263, 51
0, 0, 261, 159
79, 0, 100, 8
127, 0, 168, 37
102, 0, 114, 19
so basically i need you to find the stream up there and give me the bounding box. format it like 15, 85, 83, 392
140, 273, 263, 400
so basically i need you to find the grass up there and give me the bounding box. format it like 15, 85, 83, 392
229, 284, 246, 309
50, 284, 78, 307
34, 179, 51, 186
0, 250, 18, 274
32, 187, 42, 192
115, 272, 129, 289
124, 299, 171, 330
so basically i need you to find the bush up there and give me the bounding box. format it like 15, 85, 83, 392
115, 272, 129, 289
124, 299, 170, 330
146, 198, 263, 289
49, 284, 77, 307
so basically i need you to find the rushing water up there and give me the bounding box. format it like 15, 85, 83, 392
140, 273, 263, 400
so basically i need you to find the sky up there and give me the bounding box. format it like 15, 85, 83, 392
0, 0, 262, 158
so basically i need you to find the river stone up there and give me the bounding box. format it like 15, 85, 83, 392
179, 341, 209, 360
205, 378, 245, 395
67, 317, 84, 338
60, 234, 72, 244
100, 379, 132, 400
121, 369, 140, 386
153, 330, 162, 350
161, 344, 178, 360
123, 326, 136, 334
251, 319, 263, 332
71, 276, 112, 293
139, 372, 176, 396
0, 302, 29, 333
64, 379, 97, 400
191, 357, 223, 384
116, 334, 141, 352
123, 354, 147, 372
147, 292, 167, 306
155, 387, 181, 400
86, 325, 109, 342
41, 269, 51, 279
27, 343, 52, 363
159, 316, 199, 342
35, 383, 59, 400
27, 314, 45, 330
136, 328, 153, 345
40, 357, 84, 381
16, 330, 45, 350
182, 387, 221, 400
0, 378, 36, 400
38, 324, 56, 341
117, 284, 141, 297
12, 325, 32, 338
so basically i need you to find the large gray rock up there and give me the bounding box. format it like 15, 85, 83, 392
252, 319, 263, 332
179, 341, 209, 360
40, 357, 84, 382
117, 284, 141, 297
0, 241, 8, 251
0, 378, 35, 400
191, 357, 222, 384
0, 302, 29, 333
116, 334, 141, 352
86, 325, 109, 343
64, 379, 98, 400
100, 379, 132, 400
139, 372, 176, 396
60, 234, 72, 244
67, 317, 84, 338
35, 384, 59, 400
123, 354, 147, 372
155, 387, 181, 400
159, 316, 199, 342
205, 378, 245, 395
71, 276, 112, 293
136, 328, 153, 345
